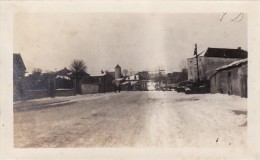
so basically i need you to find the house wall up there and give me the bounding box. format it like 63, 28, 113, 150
139, 80, 148, 91
13, 62, 26, 101
115, 67, 121, 79
187, 57, 241, 81
81, 84, 99, 94
210, 63, 247, 97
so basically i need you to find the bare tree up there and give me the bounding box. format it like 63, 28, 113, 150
70, 59, 87, 78
178, 59, 187, 70
122, 69, 129, 76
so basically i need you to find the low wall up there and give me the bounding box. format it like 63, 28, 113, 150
25, 90, 49, 100
81, 84, 99, 94
55, 89, 75, 97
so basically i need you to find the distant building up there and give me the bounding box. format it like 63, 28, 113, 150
121, 75, 140, 91
13, 53, 26, 100
56, 67, 73, 89
159, 69, 165, 75
115, 64, 122, 79
106, 70, 115, 79
187, 47, 248, 81
87, 71, 115, 93
169, 69, 188, 84
210, 59, 247, 97
138, 71, 150, 80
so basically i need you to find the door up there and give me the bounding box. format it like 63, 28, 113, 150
227, 72, 232, 95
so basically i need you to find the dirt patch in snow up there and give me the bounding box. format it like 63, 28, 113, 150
147, 98, 159, 103
175, 97, 200, 102
232, 110, 247, 116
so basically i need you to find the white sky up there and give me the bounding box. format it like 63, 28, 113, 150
14, 13, 247, 75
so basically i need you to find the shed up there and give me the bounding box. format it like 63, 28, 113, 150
210, 59, 247, 97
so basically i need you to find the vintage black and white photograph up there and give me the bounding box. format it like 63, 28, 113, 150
1, 1, 260, 159
12, 12, 249, 148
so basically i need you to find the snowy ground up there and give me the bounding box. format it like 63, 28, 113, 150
14, 91, 247, 148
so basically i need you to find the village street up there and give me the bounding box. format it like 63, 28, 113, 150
14, 91, 247, 148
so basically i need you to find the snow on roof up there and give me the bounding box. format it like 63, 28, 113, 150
122, 81, 130, 85
115, 78, 124, 81
90, 73, 105, 77
56, 75, 71, 80
128, 75, 139, 80
216, 58, 248, 71
130, 81, 138, 85
106, 70, 115, 73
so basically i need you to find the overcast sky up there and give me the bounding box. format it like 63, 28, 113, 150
14, 13, 247, 75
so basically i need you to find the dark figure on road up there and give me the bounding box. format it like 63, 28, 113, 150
114, 83, 121, 93
118, 85, 121, 92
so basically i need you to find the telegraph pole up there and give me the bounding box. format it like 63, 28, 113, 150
194, 43, 200, 83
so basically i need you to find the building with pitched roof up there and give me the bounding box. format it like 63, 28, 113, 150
13, 53, 26, 100
210, 59, 247, 97
187, 47, 247, 81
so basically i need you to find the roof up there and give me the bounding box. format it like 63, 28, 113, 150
106, 70, 115, 73
209, 58, 248, 79
56, 67, 71, 76
114, 78, 124, 81
115, 64, 121, 68
216, 58, 248, 71
56, 75, 71, 80
13, 53, 26, 71
90, 73, 106, 77
127, 75, 139, 80
204, 47, 248, 58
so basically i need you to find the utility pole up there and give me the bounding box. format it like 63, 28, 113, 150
194, 43, 200, 83
103, 75, 106, 93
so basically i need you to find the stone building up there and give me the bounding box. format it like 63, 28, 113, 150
13, 53, 26, 100
115, 64, 122, 79
187, 47, 247, 81
210, 59, 247, 98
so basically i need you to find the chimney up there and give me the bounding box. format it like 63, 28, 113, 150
238, 47, 241, 50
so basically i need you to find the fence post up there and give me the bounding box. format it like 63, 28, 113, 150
48, 76, 51, 97
73, 78, 77, 95
48, 74, 56, 98
51, 75, 56, 98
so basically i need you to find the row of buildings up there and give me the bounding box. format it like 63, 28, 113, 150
186, 47, 248, 97
14, 46, 248, 100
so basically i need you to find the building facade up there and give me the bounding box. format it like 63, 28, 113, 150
210, 59, 247, 98
169, 69, 188, 84
115, 64, 122, 79
187, 47, 247, 81
13, 53, 26, 100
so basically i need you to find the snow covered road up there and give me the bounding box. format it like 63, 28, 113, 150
14, 91, 247, 148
